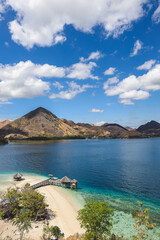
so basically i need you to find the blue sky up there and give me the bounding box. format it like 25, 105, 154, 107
0, 0, 160, 127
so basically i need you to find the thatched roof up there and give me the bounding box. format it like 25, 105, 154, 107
48, 174, 53, 177
13, 173, 23, 180
61, 176, 71, 183
71, 179, 77, 183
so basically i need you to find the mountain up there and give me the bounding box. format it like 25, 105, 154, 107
0, 107, 79, 139
0, 107, 151, 140
101, 123, 128, 138
61, 119, 142, 139
137, 120, 160, 137
100, 123, 142, 138
0, 120, 11, 129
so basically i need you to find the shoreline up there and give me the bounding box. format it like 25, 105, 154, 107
0, 174, 85, 239
1, 173, 160, 239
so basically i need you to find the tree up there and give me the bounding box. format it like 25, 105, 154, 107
43, 225, 62, 240
77, 199, 114, 240
50, 226, 62, 238
20, 184, 47, 219
0, 184, 48, 220
12, 209, 32, 240
0, 188, 21, 218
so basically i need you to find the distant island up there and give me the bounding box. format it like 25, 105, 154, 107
0, 107, 160, 141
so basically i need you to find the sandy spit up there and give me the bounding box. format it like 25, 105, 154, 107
0, 175, 85, 240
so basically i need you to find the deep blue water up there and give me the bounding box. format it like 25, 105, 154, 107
0, 138, 160, 222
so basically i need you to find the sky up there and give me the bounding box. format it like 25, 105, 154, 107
0, 0, 160, 127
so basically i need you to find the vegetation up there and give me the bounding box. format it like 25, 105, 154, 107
0, 183, 48, 221
77, 199, 114, 240
0, 192, 158, 240
26, 135, 86, 140
132, 201, 156, 240
12, 209, 32, 240
0, 136, 8, 144
64, 233, 125, 240
43, 225, 62, 240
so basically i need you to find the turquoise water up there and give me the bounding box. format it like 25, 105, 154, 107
0, 139, 160, 238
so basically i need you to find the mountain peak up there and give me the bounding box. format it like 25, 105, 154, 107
137, 120, 160, 132
24, 107, 57, 120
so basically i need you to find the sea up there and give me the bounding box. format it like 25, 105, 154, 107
0, 138, 160, 239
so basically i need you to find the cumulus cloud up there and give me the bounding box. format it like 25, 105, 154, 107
0, 57, 98, 101
103, 77, 119, 90
152, 1, 160, 23
104, 67, 116, 75
0, 61, 51, 101
130, 40, 143, 57
6, 0, 149, 48
67, 62, 98, 80
137, 59, 156, 70
50, 81, 94, 100
104, 64, 160, 104
89, 109, 104, 113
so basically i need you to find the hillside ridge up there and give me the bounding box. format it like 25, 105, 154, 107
0, 108, 159, 139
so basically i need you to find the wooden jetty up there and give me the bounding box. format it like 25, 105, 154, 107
31, 176, 78, 190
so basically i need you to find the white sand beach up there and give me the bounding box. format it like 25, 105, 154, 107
0, 174, 85, 240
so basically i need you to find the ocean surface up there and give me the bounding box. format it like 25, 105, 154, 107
0, 138, 160, 238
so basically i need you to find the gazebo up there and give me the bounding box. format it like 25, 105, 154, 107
48, 174, 53, 178
13, 173, 23, 181
61, 176, 72, 188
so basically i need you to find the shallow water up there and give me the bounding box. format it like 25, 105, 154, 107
0, 139, 160, 239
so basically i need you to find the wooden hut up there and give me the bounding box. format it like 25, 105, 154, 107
13, 173, 23, 181
61, 176, 72, 188
71, 179, 78, 189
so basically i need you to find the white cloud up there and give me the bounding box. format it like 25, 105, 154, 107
50, 81, 94, 100
137, 59, 156, 70
89, 108, 104, 113
0, 58, 98, 101
80, 51, 103, 62
0, 61, 51, 101
119, 99, 134, 105
130, 40, 143, 57
119, 90, 150, 100
104, 64, 160, 104
0, 1, 5, 19
54, 35, 67, 45
152, 2, 160, 23
104, 67, 116, 75
67, 62, 99, 80
6, 0, 149, 48
96, 121, 106, 126
103, 77, 119, 90
0, 101, 12, 105
53, 81, 64, 90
